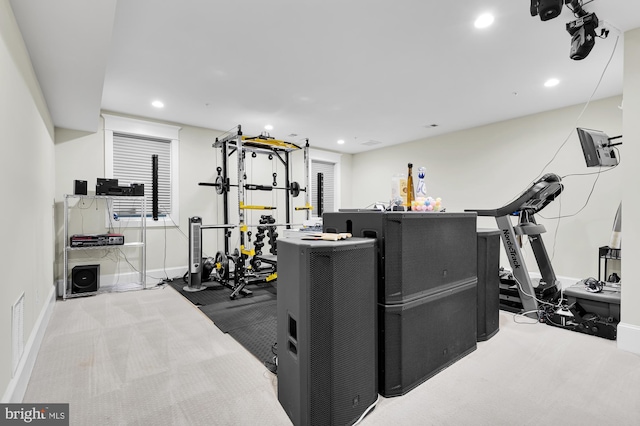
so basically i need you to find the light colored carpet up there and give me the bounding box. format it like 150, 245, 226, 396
23, 286, 640, 426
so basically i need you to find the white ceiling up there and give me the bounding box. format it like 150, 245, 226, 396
9, 0, 640, 154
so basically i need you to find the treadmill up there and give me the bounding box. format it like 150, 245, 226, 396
466, 173, 563, 317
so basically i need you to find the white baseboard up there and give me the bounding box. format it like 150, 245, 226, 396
96, 266, 188, 288
99, 266, 187, 288
1, 284, 56, 403
56, 266, 188, 296
139, 266, 188, 288
617, 322, 640, 355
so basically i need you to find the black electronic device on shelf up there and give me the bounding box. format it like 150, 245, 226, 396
96, 178, 144, 196
74, 179, 87, 195
70, 233, 124, 247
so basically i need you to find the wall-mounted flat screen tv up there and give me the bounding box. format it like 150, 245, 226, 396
576, 127, 619, 167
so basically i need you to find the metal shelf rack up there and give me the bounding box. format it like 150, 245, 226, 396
62, 194, 146, 299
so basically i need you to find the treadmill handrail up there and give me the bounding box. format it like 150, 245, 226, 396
466, 173, 563, 217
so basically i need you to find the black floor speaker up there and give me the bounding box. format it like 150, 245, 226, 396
277, 238, 377, 426
324, 211, 479, 397
477, 230, 501, 341
71, 264, 100, 294
379, 280, 477, 396
323, 211, 478, 304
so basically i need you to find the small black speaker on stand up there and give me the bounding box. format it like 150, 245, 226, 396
71, 265, 100, 294
74, 180, 87, 195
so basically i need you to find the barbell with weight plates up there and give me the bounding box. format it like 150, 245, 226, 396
214, 175, 225, 195
290, 181, 301, 197
200, 180, 304, 197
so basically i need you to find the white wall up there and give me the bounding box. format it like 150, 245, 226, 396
1, 0, 56, 401
619, 27, 640, 354
339, 152, 353, 209
349, 96, 623, 282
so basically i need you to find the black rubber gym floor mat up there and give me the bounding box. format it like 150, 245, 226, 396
168, 280, 276, 306
200, 298, 277, 333
168, 280, 278, 367
168, 281, 229, 306
228, 317, 278, 368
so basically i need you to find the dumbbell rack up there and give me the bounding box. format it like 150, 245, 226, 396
210, 125, 312, 298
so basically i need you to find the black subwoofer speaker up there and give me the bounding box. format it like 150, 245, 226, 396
277, 238, 377, 426
71, 264, 100, 294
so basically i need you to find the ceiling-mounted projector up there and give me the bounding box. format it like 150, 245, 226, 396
566, 13, 598, 60
529, 0, 606, 60
530, 0, 565, 21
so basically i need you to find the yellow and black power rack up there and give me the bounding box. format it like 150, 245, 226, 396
195, 125, 312, 298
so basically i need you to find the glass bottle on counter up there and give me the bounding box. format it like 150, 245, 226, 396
406, 163, 415, 208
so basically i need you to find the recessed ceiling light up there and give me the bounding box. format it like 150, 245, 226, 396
544, 78, 560, 87
474, 13, 494, 29
337, 139, 345, 145
265, 124, 273, 131
152, 100, 164, 108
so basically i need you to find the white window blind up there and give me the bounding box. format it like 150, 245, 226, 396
112, 133, 171, 217
311, 160, 335, 217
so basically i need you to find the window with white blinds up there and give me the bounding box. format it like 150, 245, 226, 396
311, 160, 335, 217
103, 114, 180, 227
112, 133, 171, 217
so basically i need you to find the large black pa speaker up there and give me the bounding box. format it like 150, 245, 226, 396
379, 279, 477, 396
323, 211, 477, 304
477, 229, 501, 341
71, 264, 100, 294
277, 238, 377, 426
324, 211, 479, 397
